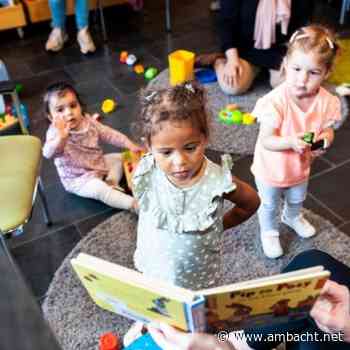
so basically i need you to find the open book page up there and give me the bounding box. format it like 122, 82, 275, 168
71, 253, 200, 331
201, 269, 330, 332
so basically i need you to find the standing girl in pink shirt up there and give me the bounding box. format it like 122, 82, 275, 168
251, 25, 341, 259
43, 82, 142, 211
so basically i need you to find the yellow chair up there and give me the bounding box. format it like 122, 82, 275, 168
0, 135, 52, 236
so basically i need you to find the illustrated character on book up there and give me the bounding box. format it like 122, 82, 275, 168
270, 299, 291, 317
147, 297, 171, 317
226, 302, 253, 323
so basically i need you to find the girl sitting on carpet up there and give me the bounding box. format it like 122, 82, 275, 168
42, 82, 141, 211
132, 81, 260, 290
251, 25, 341, 259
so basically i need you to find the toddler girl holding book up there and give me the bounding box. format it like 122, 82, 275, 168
132, 81, 260, 290
251, 25, 341, 259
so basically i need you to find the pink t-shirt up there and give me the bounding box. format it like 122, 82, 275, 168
251, 82, 341, 187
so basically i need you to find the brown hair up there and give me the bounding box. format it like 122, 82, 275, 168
136, 81, 210, 146
286, 24, 338, 70
43, 82, 84, 120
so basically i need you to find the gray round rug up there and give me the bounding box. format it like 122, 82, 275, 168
148, 69, 348, 155
43, 208, 350, 350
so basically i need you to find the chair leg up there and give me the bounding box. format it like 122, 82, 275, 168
165, 0, 171, 32
38, 178, 52, 226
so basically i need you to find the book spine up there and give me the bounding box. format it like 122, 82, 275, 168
185, 296, 207, 333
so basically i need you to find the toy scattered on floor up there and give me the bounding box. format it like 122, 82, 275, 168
122, 150, 145, 191
195, 68, 217, 84
126, 54, 137, 66
120, 51, 129, 63
144, 67, 159, 81
0, 113, 18, 130
218, 104, 256, 125
134, 64, 145, 74
168, 50, 195, 86
101, 99, 117, 114
99, 332, 121, 350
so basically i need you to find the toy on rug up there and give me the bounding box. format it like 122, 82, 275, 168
101, 99, 117, 114
122, 150, 145, 191
195, 68, 217, 84
218, 104, 256, 125
126, 54, 138, 66
168, 50, 195, 86
99, 332, 121, 350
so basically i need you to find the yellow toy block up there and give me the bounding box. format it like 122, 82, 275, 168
134, 64, 145, 74
242, 113, 256, 125
168, 50, 195, 86
101, 99, 116, 114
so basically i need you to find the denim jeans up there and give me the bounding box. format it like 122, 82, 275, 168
0, 60, 9, 114
48, 0, 89, 30
255, 178, 308, 232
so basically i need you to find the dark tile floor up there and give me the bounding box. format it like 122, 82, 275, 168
1, 0, 350, 302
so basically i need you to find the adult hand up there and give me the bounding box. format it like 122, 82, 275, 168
316, 128, 334, 149
310, 280, 350, 342
148, 323, 235, 350
223, 57, 243, 88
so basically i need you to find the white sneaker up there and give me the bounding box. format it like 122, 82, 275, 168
210, 0, 221, 11
260, 230, 283, 259
77, 27, 96, 54
281, 214, 316, 238
45, 28, 68, 52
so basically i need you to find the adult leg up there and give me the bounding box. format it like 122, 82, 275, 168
74, 177, 135, 210
214, 58, 259, 95
75, 0, 96, 54
46, 0, 68, 51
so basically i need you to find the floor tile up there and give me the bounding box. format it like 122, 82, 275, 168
10, 225, 81, 298
309, 161, 350, 221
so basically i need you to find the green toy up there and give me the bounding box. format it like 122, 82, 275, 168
0, 113, 6, 123
303, 132, 315, 144
15, 84, 23, 94
231, 110, 243, 124
144, 67, 158, 81
218, 110, 234, 125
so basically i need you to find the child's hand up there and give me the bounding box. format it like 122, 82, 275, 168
317, 128, 334, 149
52, 116, 70, 140
288, 135, 310, 154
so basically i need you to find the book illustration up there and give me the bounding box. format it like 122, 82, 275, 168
147, 297, 171, 317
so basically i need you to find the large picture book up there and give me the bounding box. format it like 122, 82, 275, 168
71, 253, 330, 333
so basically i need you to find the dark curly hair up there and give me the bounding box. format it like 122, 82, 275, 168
135, 81, 210, 146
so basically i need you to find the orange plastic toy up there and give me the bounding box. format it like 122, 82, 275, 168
99, 332, 120, 350
134, 64, 145, 74
120, 51, 128, 64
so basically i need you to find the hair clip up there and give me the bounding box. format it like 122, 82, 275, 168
289, 32, 309, 43
184, 83, 195, 93
145, 91, 157, 102
326, 37, 335, 50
